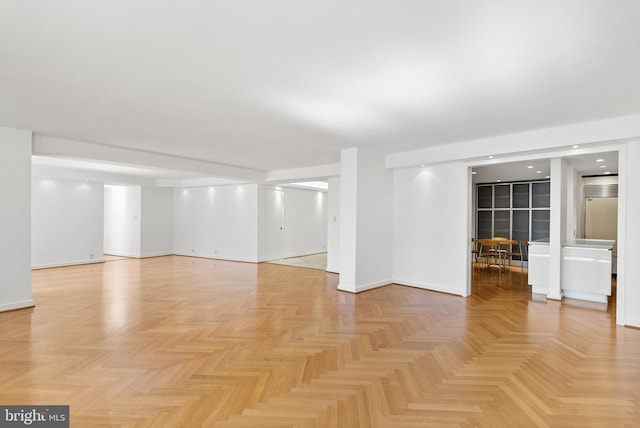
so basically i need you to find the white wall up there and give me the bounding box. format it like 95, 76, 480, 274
339, 147, 394, 292
393, 163, 470, 296
355, 148, 394, 290
388, 114, 640, 326
326, 177, 340, 273
32, 177, 104, 269
105, 185, 173, 258
104, 185, 141, 257
339, 148, 358, 289
622, 143, 640, 326
140, 186, 174, 257
174, 184, 259, 262
0, 127, 33, 311
569, 162, 582, 241
547, 158, 568, 300
282, 187, 327, 258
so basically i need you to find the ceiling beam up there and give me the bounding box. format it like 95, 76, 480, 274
265, 163, 340, 183
32, 135, 267, 182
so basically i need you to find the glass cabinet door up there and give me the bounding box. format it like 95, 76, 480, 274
532, 182, 550, 208
494, 184, 511, 208
512, 183, 529, 208
512, 210, 530, 242
477, 186, 492, 209
493, 210, 510, 238
477, 211, 493, 239
532, 210, 550, 241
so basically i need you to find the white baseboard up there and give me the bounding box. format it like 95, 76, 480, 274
563, 289, 607, 304
139, 252, 173, 258
337, 279, 391, 293
283, 250, 326, 259
32, 258, 104, 270
105, 252, 139, 258
392, 278, 466, 297
259, 251, 327, 263
0, 299, 35, 312
531, 286, 549, 295
104, 252, 173, 259
173, 252, 258, 264
623, 317, 640, 328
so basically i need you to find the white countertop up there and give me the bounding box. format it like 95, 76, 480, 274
529, 238, 614, 249
563, 239, 615, 249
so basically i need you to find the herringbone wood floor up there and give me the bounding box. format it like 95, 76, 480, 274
1, 256, 638, 427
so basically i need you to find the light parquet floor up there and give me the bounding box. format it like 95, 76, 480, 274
266, 253, 328, 270
0, 256, 638, 427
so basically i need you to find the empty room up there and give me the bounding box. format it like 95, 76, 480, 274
2, 1, 640, 426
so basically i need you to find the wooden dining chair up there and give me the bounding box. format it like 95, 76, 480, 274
502, 240, 517, 269
471, 238, 480, 267
477, 239, 506, 272
511, 240, 529, 272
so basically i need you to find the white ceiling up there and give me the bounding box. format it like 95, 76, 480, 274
2, 1, 640, 177
472, 151, 619, 184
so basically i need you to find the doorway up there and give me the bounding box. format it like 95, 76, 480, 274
468, 150, 622, 320
264, 188, 285, 261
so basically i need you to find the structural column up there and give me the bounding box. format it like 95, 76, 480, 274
0, 127, 33, 311
548, 157, 567, 300
338, 147, 393, 293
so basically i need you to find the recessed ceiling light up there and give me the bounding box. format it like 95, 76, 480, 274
471, 171, 477, 175
536, 171, 542, 174
488, 155, 494, 159
545, 176, 550, 179
600, 165, 607, 168
496, 179, 502, 182
572, 145, 579, 148
527, 166, 533, 169
420, 164, 425, 167
596, 159, 604, 162
604, 172, 611, 175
